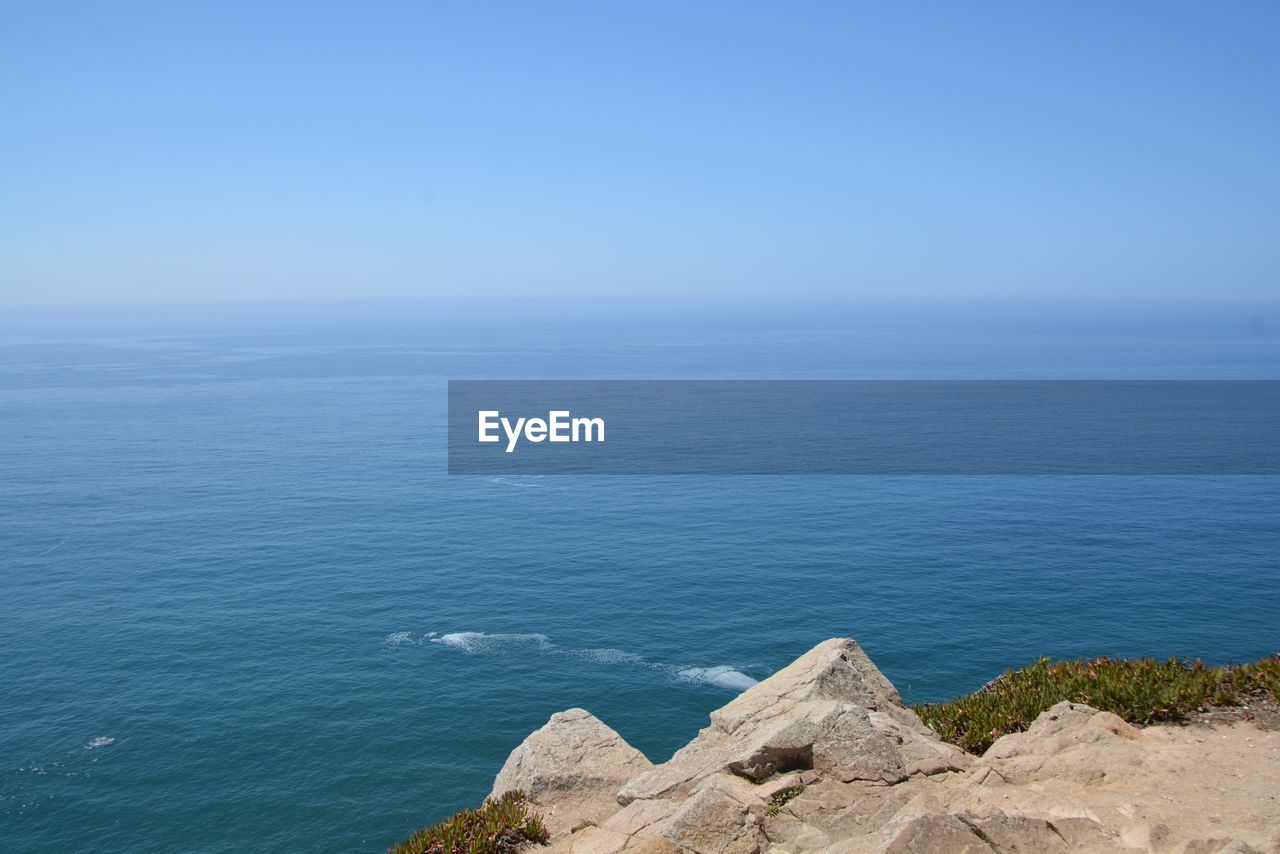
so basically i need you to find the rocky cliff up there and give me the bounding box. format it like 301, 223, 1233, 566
489, 638, 1280, 853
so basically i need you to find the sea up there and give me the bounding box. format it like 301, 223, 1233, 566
2, 301, 1277, 852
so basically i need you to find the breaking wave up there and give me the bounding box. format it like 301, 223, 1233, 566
677, 666, 759, 691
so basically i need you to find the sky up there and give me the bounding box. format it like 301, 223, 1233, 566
2, 1, 1278, 307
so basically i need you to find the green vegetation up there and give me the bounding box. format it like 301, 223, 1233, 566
764, 783, 806, 816
389, 790, 549, 854
913, 654, 1280, 754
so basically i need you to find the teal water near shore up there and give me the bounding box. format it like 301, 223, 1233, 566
2, 316, 1278, 852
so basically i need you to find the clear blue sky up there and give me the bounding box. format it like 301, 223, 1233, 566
2, 1, 1277, 306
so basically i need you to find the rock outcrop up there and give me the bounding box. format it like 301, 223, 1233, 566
490, 708, 653, 836
485, 639, 1280, 853
616, 639, 971, 806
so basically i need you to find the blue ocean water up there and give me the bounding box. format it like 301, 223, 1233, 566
2, 313, 1278, 852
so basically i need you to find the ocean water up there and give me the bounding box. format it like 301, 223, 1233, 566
2, 312, 1278, 852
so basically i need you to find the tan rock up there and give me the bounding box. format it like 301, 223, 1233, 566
490, 708, 651, 836
957, 811, 1112, 852
869, 711, 973, 777
604, 798, 680, 837
1118, 821, 1171, 850
627, 839, 684, 853
1049, 816, 1119, 849
617, 732, 729, 804
558, 824, 631, 853
761, 810, 834, 851
984, 701, 1141, 763
874, 813, 991, 852
980, 701, 1148, 787
794, 779, 923, 846
962, 767, 1006, 789
661, 781, 767, 853
1181, 839, 1266, 854
710, 639, 906, 735
618, 640, 955, 804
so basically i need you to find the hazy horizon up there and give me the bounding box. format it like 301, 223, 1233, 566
2, 296, 1278, 344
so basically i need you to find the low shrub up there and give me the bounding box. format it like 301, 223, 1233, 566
912, 654, 1280, 754
389, 790, 549, 854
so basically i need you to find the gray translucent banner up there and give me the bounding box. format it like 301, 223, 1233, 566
447, 381, 1280, 474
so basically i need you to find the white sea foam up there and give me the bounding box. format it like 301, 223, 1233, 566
677, 666, 759, 691
487, 476, 544, 489
570, 647, 651, 666
384, 631, 442, 647
423, 630, 757, 692
430, 631, 552, 654
84, 736, 115, 750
